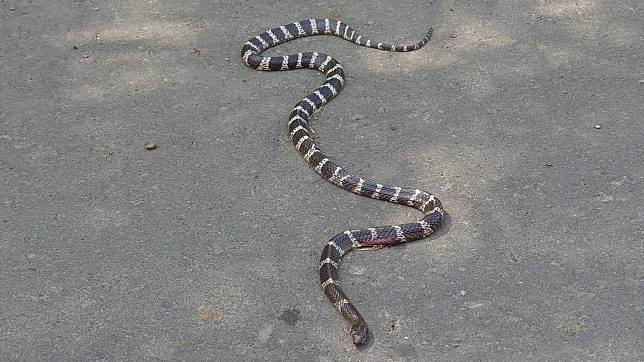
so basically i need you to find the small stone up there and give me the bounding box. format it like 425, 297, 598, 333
544, 161, 553, 167
191, 47, 200, 55
390, 319, 401, 332
460, 290, 467, 296
145, 142, 157, 150
639, 79, 644, 83
593, 124, 602, 129
9, 6, 16, 11
450, 34, 457, 38
224, 57, 230, 61
81, 54, 89, 58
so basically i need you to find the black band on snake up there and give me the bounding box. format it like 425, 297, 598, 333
241, 19, 445, 346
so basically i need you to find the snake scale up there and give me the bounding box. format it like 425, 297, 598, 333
241, 18, 445, 346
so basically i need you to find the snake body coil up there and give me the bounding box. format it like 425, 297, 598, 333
241, 18, 445, 346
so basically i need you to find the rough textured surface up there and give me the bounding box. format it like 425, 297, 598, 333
1, 0, 642, 360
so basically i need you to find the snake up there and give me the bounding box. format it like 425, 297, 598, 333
240, 18, 445, 346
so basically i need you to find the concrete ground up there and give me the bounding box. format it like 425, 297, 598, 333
1, 0, 642, 360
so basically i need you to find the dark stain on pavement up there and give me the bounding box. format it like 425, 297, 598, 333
278, 308, 301, 325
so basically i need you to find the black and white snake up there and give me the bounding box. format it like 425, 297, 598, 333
241, 18, 445, 346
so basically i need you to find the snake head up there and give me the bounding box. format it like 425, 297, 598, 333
350, 321, 369, 346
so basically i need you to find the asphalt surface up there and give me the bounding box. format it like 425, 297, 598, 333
1, 0, 642, 361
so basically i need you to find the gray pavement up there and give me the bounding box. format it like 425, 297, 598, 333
1, 0, 642, 360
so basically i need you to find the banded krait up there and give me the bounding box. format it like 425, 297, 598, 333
241, 18, 445, 346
